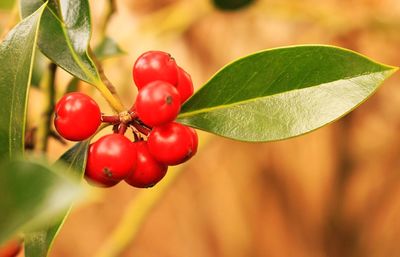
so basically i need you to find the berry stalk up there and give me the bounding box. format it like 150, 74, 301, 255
95, 79, 125, 112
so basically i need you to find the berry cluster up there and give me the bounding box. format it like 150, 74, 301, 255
54, 51, 197, 188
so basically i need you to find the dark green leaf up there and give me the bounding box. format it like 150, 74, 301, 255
20, 0, 102, 85
65, 77, 80, 94
213, 0, 255, 11
31, 50, 49, 87
0, 3, 46, 159
94, 37, 126, 61
178, 45, 398, 142
25, 142, 89, 257
0, 159, 84, 245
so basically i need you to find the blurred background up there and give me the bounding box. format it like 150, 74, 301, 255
2, 0, 400, 256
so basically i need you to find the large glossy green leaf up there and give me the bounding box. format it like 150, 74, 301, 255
25, 141, 89, 257
0, 159, 83, 245
0, 3, 46, 159
20, 0, 102, 85
178, 45, 398, 142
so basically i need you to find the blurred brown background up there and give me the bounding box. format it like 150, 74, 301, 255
4, 0, 400, 256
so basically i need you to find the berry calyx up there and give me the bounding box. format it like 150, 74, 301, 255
54, 92, 101, 141
85, 134, 137, 187
133, 51, 179, 89
135, 81, 181, 126
176, 66, 194, 103
148, 122, 198, 165
125, 141, 168, 188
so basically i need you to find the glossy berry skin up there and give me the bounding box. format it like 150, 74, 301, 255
125, 141, 168, 188
85, 134, 137, 187
176, 67, 194, 103
186, 127, 199, 159
133, 51, 179, 89
0, 239, 21, 257
135, 81, 181, 126
54, 92, 101, 141
148, 122, 198, 165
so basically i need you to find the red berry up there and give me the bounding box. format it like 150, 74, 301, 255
85, 134, 137, 187
54, 92, 101, 141
186, 127, 198, 159
176, 67, 194, 103
0, 239, 22, 257
148, 122, 198, 165
135, 81, 181, 126
125, 141, 168, 188
133, 51, 178, 89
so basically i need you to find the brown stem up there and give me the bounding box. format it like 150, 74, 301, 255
36, 63, 57, 152
89, 48, 120, 96
131, 121, 151, 136
101, 115, 120, 124
118, 123, 128, 135
132, 129, 140, 142
49, 130, 68, 145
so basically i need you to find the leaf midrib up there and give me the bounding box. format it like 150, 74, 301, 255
41, 1, 101, 85
178, 69, 393, 119
8, 4, 45, 159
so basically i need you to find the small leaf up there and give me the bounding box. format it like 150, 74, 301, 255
20, 0, 102, 84
94, 37, 126, 61
178, 45, 398, 142
0, 159, 84, 245
65, 77, 80, 94
24, 142, 89, 257
0, 3, 46, 159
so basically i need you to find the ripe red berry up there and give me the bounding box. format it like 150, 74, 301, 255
135, 81, 181, 126
85, 134, 137, 187
148, 122, 198, 165
0, 239, 22, 257
133, 51, 179, 89
186, 127, 198, 159
54, 92, 101, 141
176, 67, 194, 103
125, 141, 168, 188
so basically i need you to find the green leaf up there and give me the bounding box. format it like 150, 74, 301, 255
65, 77, 80, 94
31, 50, 49, 87
94, 37, 126, 61
24, 142, 89, 257
178, 45, 398, 142
0, 159, 84, 245
0, 3, 46, 159
20, 0, 102, 85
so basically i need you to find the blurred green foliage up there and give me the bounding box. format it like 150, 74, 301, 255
212, 0, 255, 11
0, 0, 15, 10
